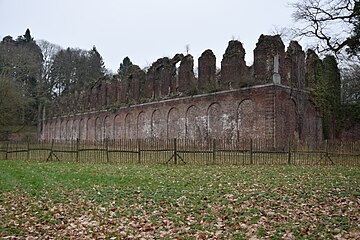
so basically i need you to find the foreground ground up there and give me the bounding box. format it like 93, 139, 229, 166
0, 161, 359, 239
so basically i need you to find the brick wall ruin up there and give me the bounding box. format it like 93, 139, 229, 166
39, 34, 329, 145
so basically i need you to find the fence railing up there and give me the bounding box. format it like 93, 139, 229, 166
0, 139, 359, 166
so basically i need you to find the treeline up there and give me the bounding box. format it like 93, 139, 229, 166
0, 29, 107, 139
1, 28, 359, 141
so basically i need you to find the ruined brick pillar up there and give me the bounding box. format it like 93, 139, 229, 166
178, 54, 196, 95
253, 35, 285, 85
124, 65, 146, 104
144, 59, 161, 100
159, 58, 172, 98
305, 49, 323, 90
220, 40, 247, 90
153, 58, 166, 99
106, 79, 119, 107
145, 57, 176, 100
144, 67, 155, 100
198, 49, 217, 93
284, 41, 305, 89
118, 76, 128, 104
90, 86, 97, 109
170, 54, 184, 95
100, 82, 107, 107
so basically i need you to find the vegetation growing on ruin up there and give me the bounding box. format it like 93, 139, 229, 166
2, 0, 360, 141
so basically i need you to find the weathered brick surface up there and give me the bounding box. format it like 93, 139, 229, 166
220, 40, 248, 89
178, 54, 196, 95
198, 49, 216, 93
284, 41, 305, 89
41, 85, 322, 146
145, 55, 183, 100
253, 35, 285, 85
305, 49, 322, 89
42, 34, 346, 143
124, 65, 146, 104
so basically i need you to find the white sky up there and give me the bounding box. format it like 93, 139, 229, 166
0, 0, 299, 72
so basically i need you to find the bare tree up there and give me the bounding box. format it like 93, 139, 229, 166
291, 0, 359, 56
342, 62, 360, 103
37, 40, 62, 99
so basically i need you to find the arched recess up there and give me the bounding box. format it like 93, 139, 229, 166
302, 100, 320, 142
79, 118, 86, 141
73, 119, 80, 140
237, 99, 265, 139
114, 114, 123, 139
42, 122, 47, 141
61, 120, 67, 141
66, 120, 73, 140
151, 109, 165, 139
186, 105, 205, 140
288, 99, 298, 141
125, 113, 136, 139
137, 111, 149, 139
276, 98, 297, 144
55, 120, 61, 140
104, 115, 113, 140
207, 103, 222, 139
167, 107, 184, 139
52, 121, 57, 140
95, 117, 103, 141
51, 121, 56, 140
86, 117, 94, 141
45, 121, 55, 141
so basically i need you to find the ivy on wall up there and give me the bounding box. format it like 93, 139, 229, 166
309, 54, 341, 139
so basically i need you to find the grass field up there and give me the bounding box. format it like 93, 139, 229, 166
0, 161, 359, 239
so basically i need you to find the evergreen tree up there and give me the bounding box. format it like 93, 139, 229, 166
0, 29, 43, 125
88, 46, 106, 79
118, 56, 133, 78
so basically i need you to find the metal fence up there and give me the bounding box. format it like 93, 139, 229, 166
0, 139, 359, 166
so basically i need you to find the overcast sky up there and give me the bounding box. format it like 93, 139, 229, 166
0, 0, 299, 72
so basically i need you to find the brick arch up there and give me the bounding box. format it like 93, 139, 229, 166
151, 109, 165, 139
86, 117, 94, 141
186, 105, 206, 140
73, 118, 79, 140
79, 118, 86, 140
114, 114, 122, 139
289, 98, 298, 141
302, 100, 321, 142
137, 111, 149, 139
104, 115, 113, 140
66, 119, 73, 140
45, 122, 50, 141
51, 121, 56, 140
52, 121, 56, 140
237, 99, 265, 139
41, 122, 47, 141
277, 98, 298, 144
61, 120, 67, 141
125, 113, 136, 139
95, 117, 103, 142
207, 102, 222, 140
55, 120, 61, 141
167, 107, 184, 139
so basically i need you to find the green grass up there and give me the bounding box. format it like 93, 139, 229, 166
0, 160, 359, 239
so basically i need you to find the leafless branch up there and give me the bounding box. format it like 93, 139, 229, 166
291, 0, 357, 55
